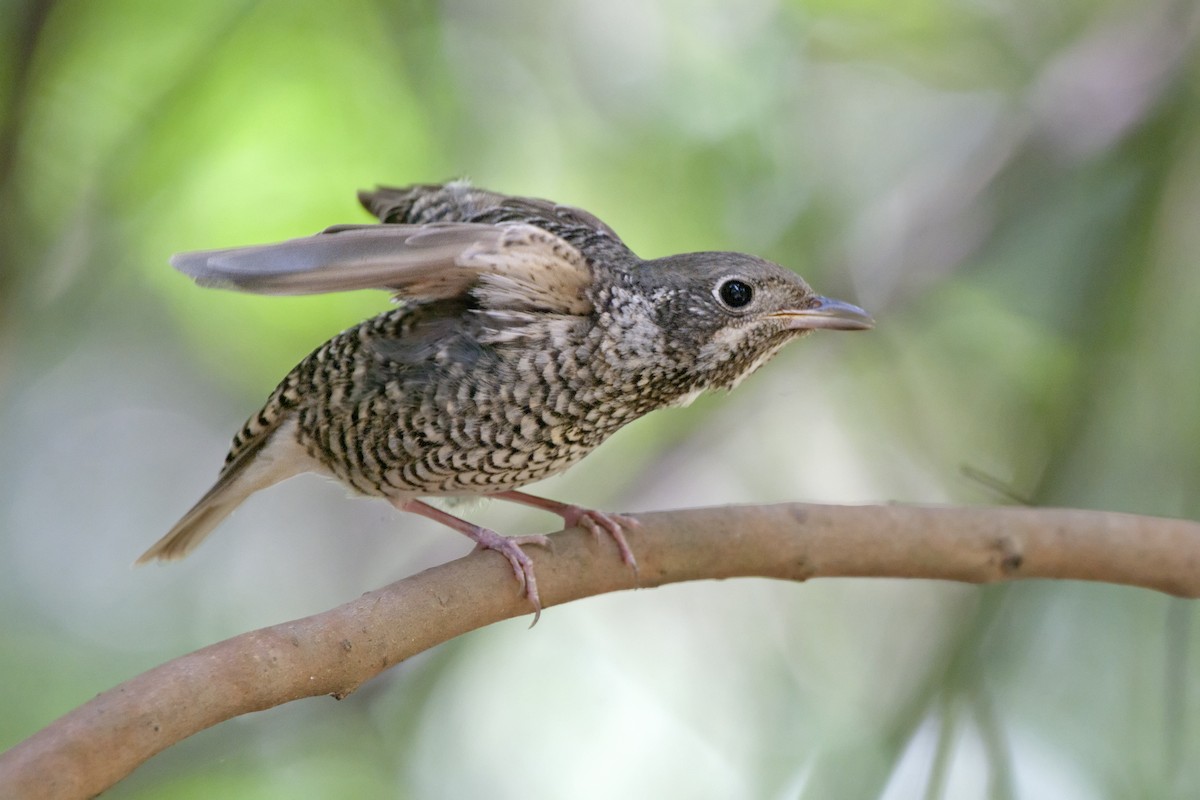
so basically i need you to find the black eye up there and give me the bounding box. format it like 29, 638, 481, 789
718, 279, 754, 309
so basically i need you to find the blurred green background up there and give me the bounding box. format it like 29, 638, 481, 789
3, 0, 1200, 797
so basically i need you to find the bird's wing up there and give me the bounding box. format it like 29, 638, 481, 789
361, 183, 623, 241
170, 222, 593, 314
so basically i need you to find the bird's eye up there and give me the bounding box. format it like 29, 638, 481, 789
717, 278, 754, 309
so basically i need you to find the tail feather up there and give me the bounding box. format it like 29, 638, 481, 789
135, 419, 309, 564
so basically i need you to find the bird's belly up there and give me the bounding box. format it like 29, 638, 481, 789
297, 392, 624, 499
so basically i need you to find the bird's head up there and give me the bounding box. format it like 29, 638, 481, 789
631, 252, 873, 394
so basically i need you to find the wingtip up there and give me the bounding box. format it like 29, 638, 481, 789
169, 249, 217, 281
355, 187, 377, 211
167, 250, 190, 270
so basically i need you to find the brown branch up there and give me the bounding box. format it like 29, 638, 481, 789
2, 502, 1199, 798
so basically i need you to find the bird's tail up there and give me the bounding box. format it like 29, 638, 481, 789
135, 420, 309, 564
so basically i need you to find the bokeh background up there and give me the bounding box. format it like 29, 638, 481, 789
3, 0, 1200, 797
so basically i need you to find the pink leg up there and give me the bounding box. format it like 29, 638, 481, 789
396, 499, 551, 625
491, 491, 639, 572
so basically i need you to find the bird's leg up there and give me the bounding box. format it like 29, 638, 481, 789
490, 491, 639, 571
395, 499, 551, 624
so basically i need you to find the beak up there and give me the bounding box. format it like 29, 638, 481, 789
771, 295, 875, 331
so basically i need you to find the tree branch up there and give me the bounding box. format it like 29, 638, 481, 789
2, 502, 1199, 799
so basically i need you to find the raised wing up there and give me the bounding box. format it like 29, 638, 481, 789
169, 222, 594, 315
360, 182, 623, 242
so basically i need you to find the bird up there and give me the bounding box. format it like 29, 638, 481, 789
136, 181, 873, 621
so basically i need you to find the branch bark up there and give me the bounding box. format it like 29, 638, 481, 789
3, 502, 1199, 799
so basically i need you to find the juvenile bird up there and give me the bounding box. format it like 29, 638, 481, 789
138, 182, 873, 620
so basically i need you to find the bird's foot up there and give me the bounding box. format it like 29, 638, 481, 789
466, 527, 552, 626
397, 499, 550, 625
492, 491, 640, 573
560, 507, 639, 570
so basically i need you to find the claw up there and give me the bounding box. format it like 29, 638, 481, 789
564, 508, 639, 572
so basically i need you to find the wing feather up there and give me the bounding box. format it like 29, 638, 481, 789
170, 222, 594, 314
